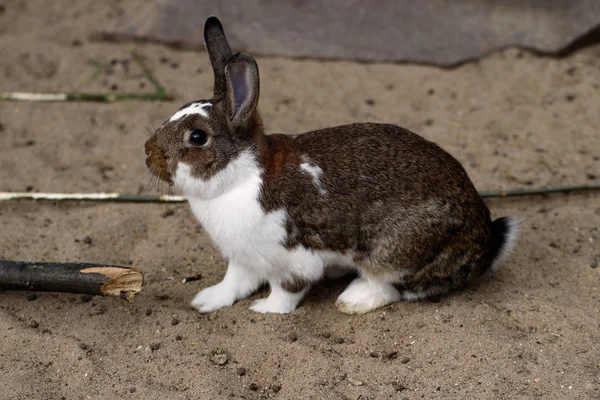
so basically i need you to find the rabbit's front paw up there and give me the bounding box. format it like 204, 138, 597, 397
191, 284, 236, 313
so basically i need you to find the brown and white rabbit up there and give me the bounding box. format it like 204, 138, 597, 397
144, 17, 519, 314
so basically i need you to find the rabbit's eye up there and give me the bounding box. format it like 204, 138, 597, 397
188, 129, 209, 146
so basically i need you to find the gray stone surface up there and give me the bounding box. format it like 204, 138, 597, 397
102, 0, 600, 65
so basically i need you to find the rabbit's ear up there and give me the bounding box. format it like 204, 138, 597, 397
224, 53, 260, 125
204, 16, 233, 98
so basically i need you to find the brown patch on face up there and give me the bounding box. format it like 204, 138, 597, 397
144, 135, 172, 184
180, 144, 219, 179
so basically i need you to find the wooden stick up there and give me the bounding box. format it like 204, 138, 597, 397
0, 51, 173, 103
0, 184, 599, 204
478, 184, 600, 198
0, 192, 186, 203
0, 260, 144, 301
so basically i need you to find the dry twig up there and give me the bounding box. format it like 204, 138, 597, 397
0, 184, 599, 204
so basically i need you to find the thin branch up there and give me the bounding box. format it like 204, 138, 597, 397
0, 192, 186, 203
0, 52, 173, 103
0, 184, 598, 204
478, 184, 600, 198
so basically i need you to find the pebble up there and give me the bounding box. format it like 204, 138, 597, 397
80, 294, 93, 303
320, 332, 331, 338
78, 342, 88, 350
149, 342, 161, 351
392, 381, 407, 392
369, 352, 379, 358
129, 387, 136, 393
236, 367, 246, 376
249, 383, 259, 391
83, 236, 92, 246
90, 305, 107, 316
591, 261, 598, 269
161, 209, 175, 218
182, 274, 203, 283
334, 337, 344, 344
145, 308, 153, 316
386, 351, 399, 359
272, 383, 282, 393
347, 377, 363, 386
175, 335, 183, 341
287, 332, 298, 342
26, 293, 38, 301
29, 320, 39, 329
401, 357, 411, 364
210, 349, 229, 365
171, 318, 180, 326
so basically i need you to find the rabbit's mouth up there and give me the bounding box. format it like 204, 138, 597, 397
145, 138, 174, 184
145, 152, 173, 184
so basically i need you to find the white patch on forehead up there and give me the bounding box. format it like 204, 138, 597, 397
299, 155, 327, 195
169, 102, 212, 122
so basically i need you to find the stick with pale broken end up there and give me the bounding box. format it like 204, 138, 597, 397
0, 260, 144, 301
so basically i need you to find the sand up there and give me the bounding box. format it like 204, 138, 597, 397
1, 1, 599, 399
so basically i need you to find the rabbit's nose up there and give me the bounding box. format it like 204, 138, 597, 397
144, 142, 153, 156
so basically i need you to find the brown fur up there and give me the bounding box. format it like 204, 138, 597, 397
257, 124, 495, 297
280, 278, 310, 293
145, 16, 512, 302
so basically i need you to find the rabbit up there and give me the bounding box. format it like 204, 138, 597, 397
144, 16, 520, 314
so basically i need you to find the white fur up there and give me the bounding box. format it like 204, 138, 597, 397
250, 283, 310, 314
401, 290, 427, 302
299, 155, 327, 195
169, 102, 212, 122
191, 261, 263, 312
174, 150, 352, 313
336, 277, 401, 314
173, 150, 258, 199
490, 217, 522, 271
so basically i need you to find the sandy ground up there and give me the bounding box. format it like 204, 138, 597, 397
1, 1, 599, 399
